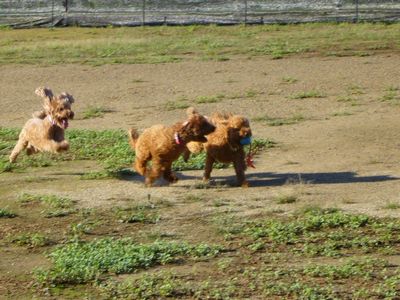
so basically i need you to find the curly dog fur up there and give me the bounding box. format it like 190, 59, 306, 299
9, 87, 75, 163
183, 112, 252, 187
128, 107, 215, 187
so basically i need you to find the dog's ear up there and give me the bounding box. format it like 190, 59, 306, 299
186, 107, 199, 117
35, 87, 54, 112
58, 92, 75, 104
35, 87, 54, 101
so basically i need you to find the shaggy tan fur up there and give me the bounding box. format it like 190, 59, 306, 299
9, 87, 75, 163
128, 107, 216, 187
183, 112, 252, 187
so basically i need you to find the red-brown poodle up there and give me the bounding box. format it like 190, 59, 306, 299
128, 107, 215, 187
183, 112, 252, 187
9, 87, 75, 163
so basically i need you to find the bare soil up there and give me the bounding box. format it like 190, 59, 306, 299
1, 54, 400, 297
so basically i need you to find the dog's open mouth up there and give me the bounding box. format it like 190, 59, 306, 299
61, 118, 69, 129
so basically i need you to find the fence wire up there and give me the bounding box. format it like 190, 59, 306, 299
0, 0, 399, 28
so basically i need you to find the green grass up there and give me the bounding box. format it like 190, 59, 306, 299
17, 193, 77, 217
195, 94, 225, 104
275, 194, 297, 204
289, 90, 326, 99
164, 98, 190, 111
98, 272, 189, 299
332, 111, 353, 117
35, 238, 221, 285
281, 76, 298, 84
81, 106, 113, 119
383, 202, 400, 210
254, 114, 305, 126
0, 207, 17, 218
9, 233, 52, 247
241, 207, 400, 257
114, 205, 160, 224
0, 23, 399, 65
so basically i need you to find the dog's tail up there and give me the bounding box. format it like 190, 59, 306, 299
128, 128, 139, 150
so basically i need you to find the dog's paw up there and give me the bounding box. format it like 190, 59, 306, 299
57, 141, 69, 152
240, 181, 250, 188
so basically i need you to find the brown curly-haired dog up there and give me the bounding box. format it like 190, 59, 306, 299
9, 87, 75, 163
183, 112, 252, 187
128, 107, 216, 187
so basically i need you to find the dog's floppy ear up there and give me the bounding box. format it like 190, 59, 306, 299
35, 87, 54, 112
59, 92, 75, 104
35, 87, 54, 101
186, 107, 199, 117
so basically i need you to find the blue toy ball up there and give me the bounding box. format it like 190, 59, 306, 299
240, 136, 252, 145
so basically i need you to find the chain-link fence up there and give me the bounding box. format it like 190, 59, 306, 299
1, 0, 399, 28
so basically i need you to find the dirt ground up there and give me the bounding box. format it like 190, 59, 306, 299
2, 53, 400, 298
2, 54, 400, 217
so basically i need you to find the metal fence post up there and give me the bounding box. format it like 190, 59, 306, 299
244, 0, 248, 24
51, 0, 54, 26
355, 0, 359, 23
142, 0, 146, 26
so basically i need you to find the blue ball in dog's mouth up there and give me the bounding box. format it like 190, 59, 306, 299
240, 136, 252, 145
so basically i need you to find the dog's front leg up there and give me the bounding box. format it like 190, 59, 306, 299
233, 156, 248, 187
163, 163, 178, 184
203, 154, 215, 182
9, 138, 28, 163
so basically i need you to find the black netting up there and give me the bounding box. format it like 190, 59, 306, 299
0, 0, 399, 28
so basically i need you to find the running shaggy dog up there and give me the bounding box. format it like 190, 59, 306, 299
9, 87, 75, 163
128, 107, 215, 187
183, 112, 253, 187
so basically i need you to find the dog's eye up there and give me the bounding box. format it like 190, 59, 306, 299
59, 108, 64, 111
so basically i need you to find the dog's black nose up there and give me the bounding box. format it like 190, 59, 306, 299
69, 111, 75, 119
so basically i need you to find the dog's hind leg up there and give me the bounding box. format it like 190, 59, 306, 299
9, 138, 28, 163
145, 159, 163, 187
40, 140, 69, 153
203, 154, 215, 182
134, 155, 149, 177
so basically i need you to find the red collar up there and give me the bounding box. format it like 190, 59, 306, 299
174, 132, 185, 145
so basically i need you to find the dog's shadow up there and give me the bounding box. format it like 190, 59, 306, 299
112, 170, 399, 187
243, 171, 398, 187
176, 171, 399, 187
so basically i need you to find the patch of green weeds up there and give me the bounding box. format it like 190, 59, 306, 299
18, 193, 77, 217
275, 194, 297, 204
383, 202, 400, 210
380, 86, 400, 103
332, 111, 353, 117
9, 233, 51, 248
281, 76, 298, 84
98, 272, 188, 299
115, 204, 160, 224
244, 90, 258, 98
346, 84, 365, 95
35, 238, 221, 285
0, 207, 17, 218
164, 97, 190, 111
254, 114, 305, 126
303, 257, 387, 279
81, 106, 113, 119
289, 90, 326, 99
241, 207, 400, 257
195, 94, 225, 104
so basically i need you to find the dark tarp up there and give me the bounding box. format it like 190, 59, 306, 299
0, 0, 399, 28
